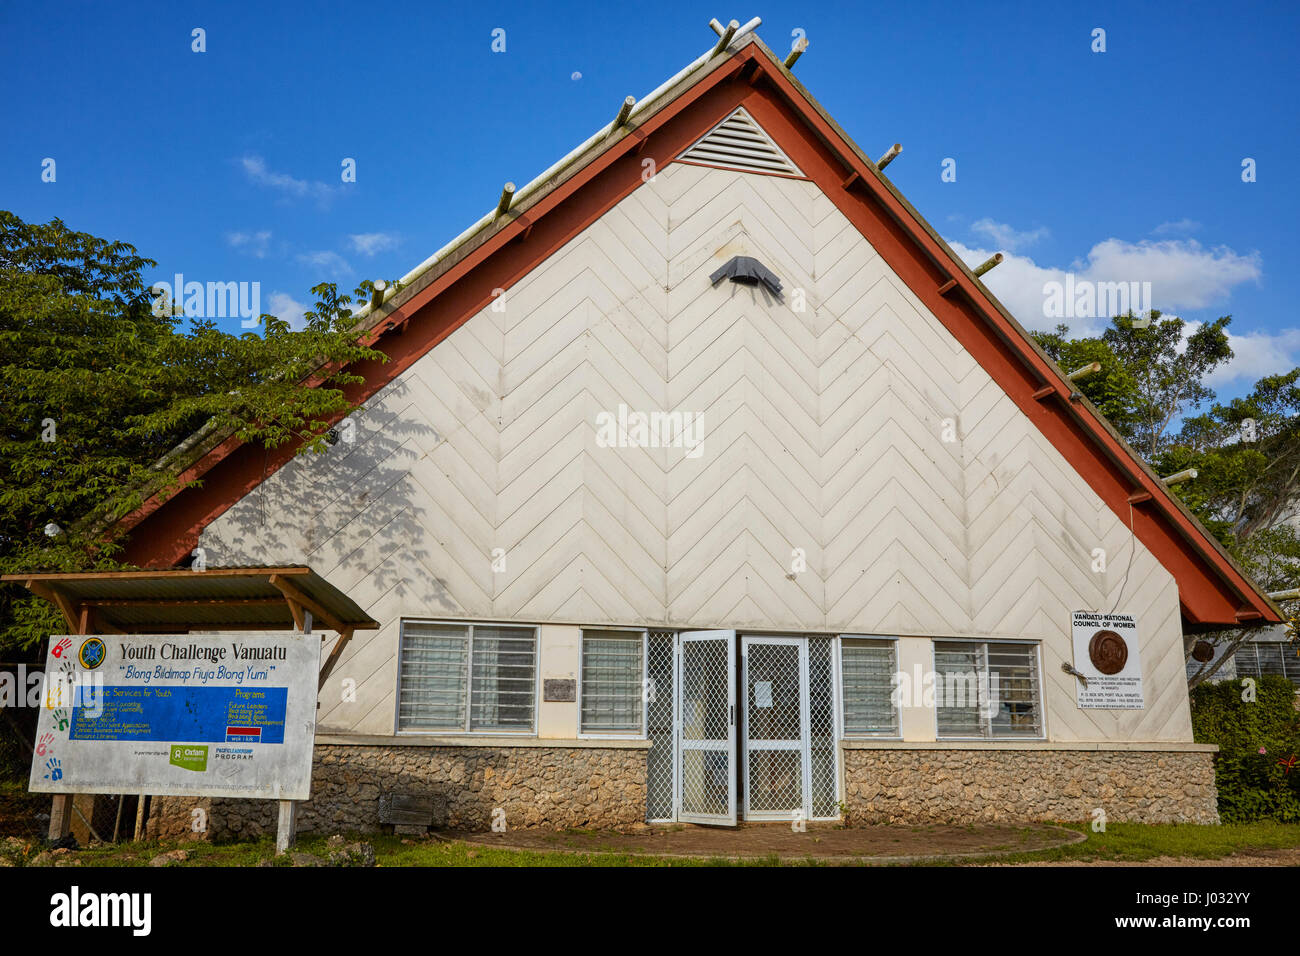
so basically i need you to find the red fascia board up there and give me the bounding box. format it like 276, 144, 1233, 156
117, 47, 1274, 628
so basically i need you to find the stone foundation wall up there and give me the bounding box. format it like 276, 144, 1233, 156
147, 743, 648, 841
842, 748, 1219, 825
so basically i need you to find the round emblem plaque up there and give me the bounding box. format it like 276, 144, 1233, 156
1088, 629, 1128, 675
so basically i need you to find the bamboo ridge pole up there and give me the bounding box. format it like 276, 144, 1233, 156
1067, 361, 1102, 381
1161, 468, 1198, 486
876, 143, 902, 170
785, 36, 808, 68
973, 253, 1003, 277
711, 20, 739, 56
612, 96, 635, 131
494, 183, 516, 220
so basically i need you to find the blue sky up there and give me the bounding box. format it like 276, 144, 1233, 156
3, 0, 1297, 400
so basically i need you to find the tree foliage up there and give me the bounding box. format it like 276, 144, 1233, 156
0, 211, 389, 656
1032, 311, 1300, 688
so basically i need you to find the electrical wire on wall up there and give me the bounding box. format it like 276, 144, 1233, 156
1109, 502, 1138, 614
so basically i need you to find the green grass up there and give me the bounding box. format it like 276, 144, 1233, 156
932, 821, 1300, 866
4, 822, 1300, 867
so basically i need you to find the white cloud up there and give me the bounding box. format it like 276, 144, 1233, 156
268, 291, 309, 332
296, 250, 353, 276
348, 232, 401, 256
970, 218, 1049, 251
226, 230, 272, 258
946, 237, 1262, 336
239, 155, 337, 205
1205, 327, 1300, 388
1152, 218, 1202, 236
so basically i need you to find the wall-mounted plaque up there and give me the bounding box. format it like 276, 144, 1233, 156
1071, 611, 1144, 709
543, 678, 576, 702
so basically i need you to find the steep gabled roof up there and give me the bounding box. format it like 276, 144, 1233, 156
113, 31, 1281, 631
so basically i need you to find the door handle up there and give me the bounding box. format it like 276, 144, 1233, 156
729, 705, 734, 726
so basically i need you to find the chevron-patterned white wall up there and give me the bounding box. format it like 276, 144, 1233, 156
200, 161, 1192, 742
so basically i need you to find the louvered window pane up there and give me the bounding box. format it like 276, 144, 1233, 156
935, 640, 1042, 739
987, 643, 1042, 737
840, 639, 898, 735
470, 626, 537, 732
1235, 644, 1259, 679
398, 623, 468, 731
399, 622, 537, 733
1258, 643, 1286, 678
581, 631, 644, 733
935, 641, 984, 737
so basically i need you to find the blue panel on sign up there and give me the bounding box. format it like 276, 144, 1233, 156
68, 686, 288, 744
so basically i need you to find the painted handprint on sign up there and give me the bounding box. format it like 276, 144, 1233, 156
52, 710, 69, 732
36, 733, 54, 757
50, 638, 71, 659
44, 757, 62, 782
45, 660, 76, 709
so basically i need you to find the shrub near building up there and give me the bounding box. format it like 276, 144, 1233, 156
1191, 675, 1300, 822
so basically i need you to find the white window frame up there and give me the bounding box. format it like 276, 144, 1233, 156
837, 634, 902, 739
395, 619, 540, 736
577, 627, 648, 739
930, 638, 1045, 741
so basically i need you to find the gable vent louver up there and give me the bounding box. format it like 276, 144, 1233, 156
678, 108, 803, 177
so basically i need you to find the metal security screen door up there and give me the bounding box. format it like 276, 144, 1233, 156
742, 635, 839, 821
675, 630, 737, 825
743, 636, 806, 819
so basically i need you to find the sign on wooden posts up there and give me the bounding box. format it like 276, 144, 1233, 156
30, 632, 320, 800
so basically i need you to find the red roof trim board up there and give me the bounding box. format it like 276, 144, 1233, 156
116, 42, 1279, 630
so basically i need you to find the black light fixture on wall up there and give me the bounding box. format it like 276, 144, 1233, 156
709, 255, 783, 298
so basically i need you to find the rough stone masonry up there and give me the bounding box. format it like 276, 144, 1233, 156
841, 749, 1219, 825
146, 744, 649, 841
146, 744, 1218, 839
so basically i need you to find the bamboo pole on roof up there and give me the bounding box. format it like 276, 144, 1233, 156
711, 20, 738, 56
1161, 468, 1198, 486
876, 143, 902, 170
973, 253, 1003, 277
495, 183, 516, 219
785, 36, 808, 68
1067, 361, 1102, 381
612, 96, 635, 130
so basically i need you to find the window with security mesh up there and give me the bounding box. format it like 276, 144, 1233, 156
581, 630, 644, 734
839, 638, 899, 736
1234, 642, 1300, 687
398, 621, 536, 733
934, 640, 1041, 739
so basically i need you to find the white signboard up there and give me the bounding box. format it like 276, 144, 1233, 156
29, 632, 320, 800
1071, 611, 1144, 709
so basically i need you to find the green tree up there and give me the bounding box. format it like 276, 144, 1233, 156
1032, 311, 1300, 688
1033, 311, 1234, 458
0, 211, 389, 657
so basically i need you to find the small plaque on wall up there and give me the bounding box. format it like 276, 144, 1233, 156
543, 678, 576, 702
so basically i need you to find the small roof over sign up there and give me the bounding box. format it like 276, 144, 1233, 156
0, 566, 378, 635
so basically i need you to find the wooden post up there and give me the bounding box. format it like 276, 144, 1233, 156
40, 585, 87, 842
133, 793, 147, 841
276, 800, 298, 855
48, 795, 74, 841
